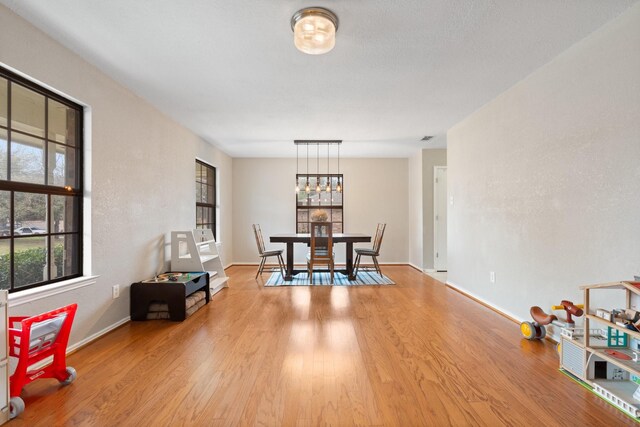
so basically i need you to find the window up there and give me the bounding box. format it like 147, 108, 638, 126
195, 160, 216, 238
296, 174, 343, 233
0, 66, 83, 292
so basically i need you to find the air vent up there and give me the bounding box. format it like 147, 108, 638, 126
421, 136, 433, 141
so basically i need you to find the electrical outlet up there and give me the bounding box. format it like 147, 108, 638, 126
112, 284, 120, 299
490, 272, 495, 283
450, 196, 454, 206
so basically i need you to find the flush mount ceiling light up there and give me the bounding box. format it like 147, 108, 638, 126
291, 7, 339, 55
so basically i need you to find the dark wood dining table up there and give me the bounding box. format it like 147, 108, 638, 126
270, 233, 371, 280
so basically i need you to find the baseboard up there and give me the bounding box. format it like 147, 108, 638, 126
445, 280, 523, 324
423, 268, 436, 273
67, 316, 131, 354
408, 263, 423, 272
28, 316, 131, 372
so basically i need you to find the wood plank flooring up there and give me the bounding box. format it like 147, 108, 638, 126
10, 266, 636, 426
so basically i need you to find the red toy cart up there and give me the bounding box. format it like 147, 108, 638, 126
8, 304, 78, 418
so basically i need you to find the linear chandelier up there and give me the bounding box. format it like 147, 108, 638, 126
295, 140, 342, 194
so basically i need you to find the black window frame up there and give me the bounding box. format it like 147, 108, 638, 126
296, 174, 343, 234
195, 160, 216, 239
0, 65, 84, 293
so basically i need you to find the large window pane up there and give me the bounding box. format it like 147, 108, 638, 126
206, 184, 214, 204
1, 66, 83, 292
196, 182, 202, 203
0, 128, 7, 180
48, 99, 77, 146
332, 190, 342, 206
51, 195, 79, 233
0, 77, 6, 127
0, 191, 9, 236
14, 236, 47, 288
11, 132, 45, 184
11, 84, 45, 138
14, 192, 47, 232
48, 142, 77, 187
0, 239, 9, 290
195, 162, 203, 182
196, 206, 203, 225
195, 160, 216, 238
51, 234, 79, 279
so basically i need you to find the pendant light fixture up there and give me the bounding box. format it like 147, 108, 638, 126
294, 140, 342, 196
336, 143, 342, 193
315, 143, 321, 193
325, 143, 331, 192
291, 7, 339, 55
295, 143, 300, 193
305, 143, 310, 193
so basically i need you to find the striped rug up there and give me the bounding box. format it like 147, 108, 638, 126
264, 271, 395, 286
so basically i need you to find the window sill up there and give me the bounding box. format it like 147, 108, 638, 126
8, 275, 99, 308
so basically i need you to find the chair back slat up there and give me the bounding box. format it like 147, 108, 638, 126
372, 223, 386, 254
310, 221, 333, 261
253, 224, 266, 255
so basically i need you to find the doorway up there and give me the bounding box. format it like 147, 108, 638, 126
434, 166, 447, 271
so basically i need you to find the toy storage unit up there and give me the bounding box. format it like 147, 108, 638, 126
171, 230, 228, 296
559, 281, 640, 419
130, 272, 210, 321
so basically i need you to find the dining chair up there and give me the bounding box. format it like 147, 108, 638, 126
252, 224, 286, 279
307, 221, 334, 284
353, 223, 386, 278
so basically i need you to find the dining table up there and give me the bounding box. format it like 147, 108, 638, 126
270, 233, 371, 280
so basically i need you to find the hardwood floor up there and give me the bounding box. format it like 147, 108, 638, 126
11, 266, 635, 426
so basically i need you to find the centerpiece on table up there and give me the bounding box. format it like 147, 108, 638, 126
310, 209, 328, 222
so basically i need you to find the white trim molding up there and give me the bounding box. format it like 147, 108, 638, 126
67, 316, 130, 354
9, 275, 99, 307
446, 280, 523, 323
26, 316, 130, 373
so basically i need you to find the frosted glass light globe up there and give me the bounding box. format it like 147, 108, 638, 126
292, 8, 338, 55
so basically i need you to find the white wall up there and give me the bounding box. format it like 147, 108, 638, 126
233, 158, 408, 266
408, 150, 423, 269
0, 5, 232, 347
421, 147, 447, 270
447, 4, 640, 322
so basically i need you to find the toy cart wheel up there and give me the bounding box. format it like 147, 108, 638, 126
9, 396, 25, 419
535, 325, 547, 340
61, 367, 77, 385
520, 321, 536, 340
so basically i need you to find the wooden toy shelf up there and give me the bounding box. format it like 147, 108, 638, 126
560, 281, 640, 419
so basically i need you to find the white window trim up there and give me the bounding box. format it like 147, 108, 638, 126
8, 275, 98, 307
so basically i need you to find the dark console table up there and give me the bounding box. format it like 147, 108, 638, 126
130, 272, 210, 321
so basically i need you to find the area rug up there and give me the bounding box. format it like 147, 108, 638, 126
264, 271, 395, 286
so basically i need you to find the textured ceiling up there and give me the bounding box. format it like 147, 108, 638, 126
1, 0, 637, 157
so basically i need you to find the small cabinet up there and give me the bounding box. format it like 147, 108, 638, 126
130, 272, 210, 321
170, 230, 228, 296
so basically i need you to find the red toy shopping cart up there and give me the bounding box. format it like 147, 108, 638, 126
8, 303, 78, 419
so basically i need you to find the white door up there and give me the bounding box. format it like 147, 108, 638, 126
434, 167, 447, 271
